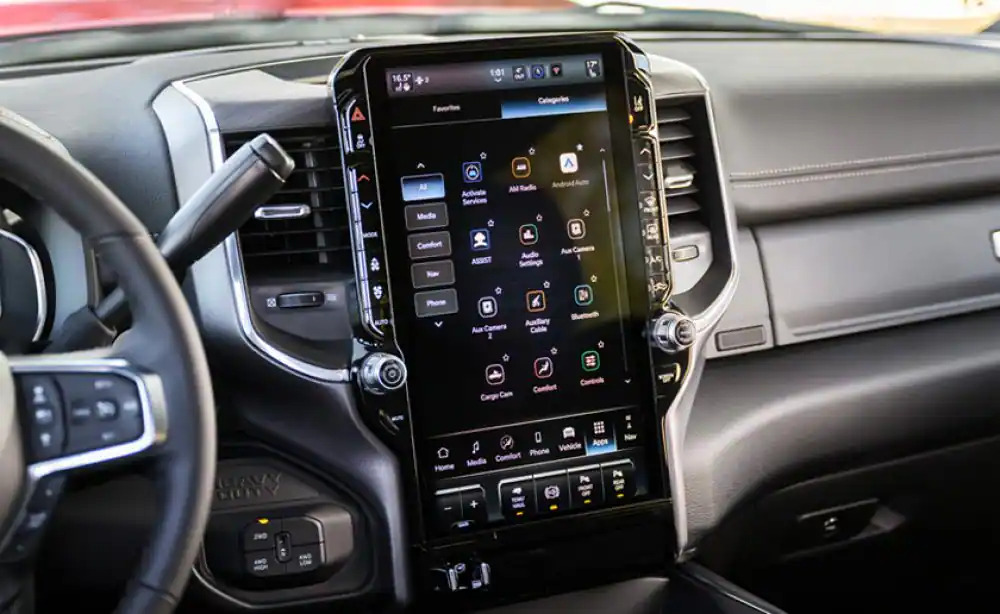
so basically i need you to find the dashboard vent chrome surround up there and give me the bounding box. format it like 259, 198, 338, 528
656, 101, 701, 217
224, 129, 351, 280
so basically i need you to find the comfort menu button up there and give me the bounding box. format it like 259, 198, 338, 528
408, 231, 452, 260
414, 288, 459, 318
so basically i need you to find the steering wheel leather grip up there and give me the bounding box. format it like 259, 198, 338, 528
0, 109, 216, 613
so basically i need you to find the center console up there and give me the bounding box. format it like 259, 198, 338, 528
331, 33, 698, 601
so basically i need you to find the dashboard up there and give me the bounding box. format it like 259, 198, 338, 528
4, 26, 1000, 614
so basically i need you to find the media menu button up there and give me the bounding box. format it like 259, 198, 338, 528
405, 202, 449, 231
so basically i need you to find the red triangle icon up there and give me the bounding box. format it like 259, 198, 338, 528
351, 107, 366, 122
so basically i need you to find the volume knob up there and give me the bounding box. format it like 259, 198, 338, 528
652, 313, 696, 353
359, 353, 407, 394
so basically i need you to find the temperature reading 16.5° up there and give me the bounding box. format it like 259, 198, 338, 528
390, 72, 413, 93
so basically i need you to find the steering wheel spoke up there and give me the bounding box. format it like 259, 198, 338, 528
9, 351, 167, 476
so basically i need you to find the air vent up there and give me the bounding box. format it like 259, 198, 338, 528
223, 128, 351, 279
657, 102, 701, 217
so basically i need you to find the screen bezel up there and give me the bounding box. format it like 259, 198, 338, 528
359, 35, 665, 540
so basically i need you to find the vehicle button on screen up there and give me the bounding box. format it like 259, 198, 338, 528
568, 466, 604, 508
404, 202, 449, 231
499, 477, 536, 520
411, 260, 456, 289
601, 461, 636, 502
407, 231, 452, 260
414, 289, 459, 318
534, 471, 569, 514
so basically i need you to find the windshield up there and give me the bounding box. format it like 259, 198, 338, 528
2, 0, 1000, 38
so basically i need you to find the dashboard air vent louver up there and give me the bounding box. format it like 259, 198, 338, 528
224, 128, 351, 279
656, 102, 701, 218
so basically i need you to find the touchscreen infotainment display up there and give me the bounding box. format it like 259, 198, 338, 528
365, 45, 655, 534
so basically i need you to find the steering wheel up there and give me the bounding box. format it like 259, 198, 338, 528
0, 110, 216, 612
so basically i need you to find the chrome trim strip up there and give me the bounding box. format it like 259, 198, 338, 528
253, 204, 311, 220
10, 357, 165, 480
171, 79, 350, 383
652, 56, 741, 560
0, 229, 47, 342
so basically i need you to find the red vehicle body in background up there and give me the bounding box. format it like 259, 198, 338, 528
0, 0, 575, 38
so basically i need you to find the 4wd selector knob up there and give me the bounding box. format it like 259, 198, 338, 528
359, 353, 407, 394
652, 313, 696, 353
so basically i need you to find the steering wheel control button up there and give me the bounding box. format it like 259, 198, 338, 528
652, 312, 696, 353
56, 374, 144, 454
27, 476, 65, 512
245, 551, 285, 578
288, 544, 324, 574
283, 516, 324, 546
16, 375, 66, 461
242, 518, 279, 551
359, 353, 408, 395
534, 470, 570, 515
601, 460, 636, 502
499, 477, 536, 520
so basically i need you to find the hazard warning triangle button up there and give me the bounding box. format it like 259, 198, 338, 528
350, 106, 366, 122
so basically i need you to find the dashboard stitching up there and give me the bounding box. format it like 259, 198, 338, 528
730, 154, 1000, 188
729, 145, 1000, 180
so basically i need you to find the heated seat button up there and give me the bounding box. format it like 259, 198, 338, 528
288, 544, 324, 574
283, 516, 324, 545
245, 551, 285, 577
242, 518, 279, 551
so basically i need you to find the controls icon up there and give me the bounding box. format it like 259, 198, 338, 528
567, 218, 586, 240
581, 350, 600, 372
574, 284, 593, 306
485, 364, 505, 386
500, 434, 515, 450
550, 63, 563, 77
511, 156, 531, 178
533, 357, 554, 379
559, 152, 579, 174
519, 223, 538, 245
470, 228, 491, 251
478, 296, 498, 318
463, 161, 483, 183
531, 64, 546, 79
513, 65, 527, 81
526, 290, 547, 313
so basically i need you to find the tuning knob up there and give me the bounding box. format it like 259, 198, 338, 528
652, 313, 696, 353
359, 353, 407, 394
